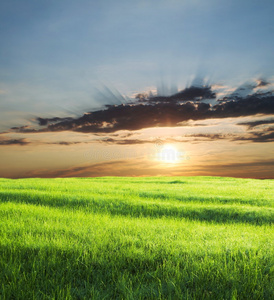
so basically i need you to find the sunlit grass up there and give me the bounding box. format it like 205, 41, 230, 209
0, 176, 273, 299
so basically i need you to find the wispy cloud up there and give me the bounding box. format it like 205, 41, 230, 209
233, 131, 274, 143
36, 117, 74, 126
237, 118, 274, 129
0, 138, 29, 146
22, 157, 274, 179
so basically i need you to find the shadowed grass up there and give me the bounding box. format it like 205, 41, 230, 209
0, 189, 272, 225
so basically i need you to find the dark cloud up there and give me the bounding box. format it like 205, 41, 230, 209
218, 89, 273, 103
48, 141, 84, 145
100, 134, 231, 145
213, 93, 274, 116
233, 131, 274, 143
44, 94, 274, 134
102, 130, 274, 145
257, 79, 270, 87
101, 138, 152, 145
186, 133, 227, 140
37, 117, 74, 126
146, 85, 216, 103
10, 125, 37, 133
11, 125, 28, 130
187, 131, 274, 143
237, 119, 274, 129
8, 79, 274, 135
0, 138, 29, 146
100, 137, 186, 145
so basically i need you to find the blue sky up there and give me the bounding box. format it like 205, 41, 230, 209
1, 0, 274, 129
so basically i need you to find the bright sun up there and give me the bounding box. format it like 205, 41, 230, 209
156, 144, 181, 163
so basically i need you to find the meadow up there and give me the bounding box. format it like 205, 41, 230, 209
0, 176, 273, 299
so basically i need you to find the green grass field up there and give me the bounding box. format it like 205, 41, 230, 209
0, 176, 273, 299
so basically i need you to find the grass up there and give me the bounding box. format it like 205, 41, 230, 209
0, 176, 273, 299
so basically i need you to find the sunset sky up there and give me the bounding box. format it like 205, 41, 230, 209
0, 0, 274, 178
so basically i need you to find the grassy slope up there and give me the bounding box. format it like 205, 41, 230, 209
0, 176, 273, 299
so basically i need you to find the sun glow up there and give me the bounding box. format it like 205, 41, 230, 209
156, 144, 181, 163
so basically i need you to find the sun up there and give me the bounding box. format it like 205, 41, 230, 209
156, 144, 181, 163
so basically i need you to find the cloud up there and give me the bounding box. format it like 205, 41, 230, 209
213, 93, 274, 115
10, 125, 37, 133
101, 138, 153, 145
186, 129, 274, 143
233, 131, 274, 143
237, 118, 274, 129
48, 141, 84, 145
256, 79, 270, 87
99, 130, 274, 145
45, 94, 274, 134
25, 159, 135, 178
176, 119, 209, 127
0, 138, 29, 146
27, 102, 211, 133
37, 117, 74, 126
7, 78, 274, 136
146, 85, 216, 103
100, 136, 189, 145
185, 133, 227, 140
22, 157, 274, 179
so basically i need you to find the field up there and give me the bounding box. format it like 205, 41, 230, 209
0, 176, 273, 299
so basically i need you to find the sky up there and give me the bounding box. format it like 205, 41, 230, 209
0, 0, 274, 178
